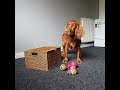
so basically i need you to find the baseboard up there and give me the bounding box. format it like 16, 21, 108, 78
60, 43, 94, 51
81, 43, 94, 48
15, 43, 94, 59
15, 52, 24, 59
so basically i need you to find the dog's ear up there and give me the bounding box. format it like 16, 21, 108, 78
64, 21, 70, 34
75, 22, 84, 40
65, 21, 70, 29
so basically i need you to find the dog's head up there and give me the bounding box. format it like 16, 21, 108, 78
64, 20, 84, 40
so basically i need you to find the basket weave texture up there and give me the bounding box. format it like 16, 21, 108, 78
24, 46, 61, 71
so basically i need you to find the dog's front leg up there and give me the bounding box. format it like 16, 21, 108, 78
62, 45, 68, 63
77, 44, 82, 64
62, 46, 65, 57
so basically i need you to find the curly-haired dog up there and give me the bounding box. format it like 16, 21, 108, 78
62, 20, 84, 64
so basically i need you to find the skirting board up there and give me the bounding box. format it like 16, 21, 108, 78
15, 43, 94, 59
15, 52, 24, 59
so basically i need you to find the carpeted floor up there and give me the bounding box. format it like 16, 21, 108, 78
15, 47, 105, 90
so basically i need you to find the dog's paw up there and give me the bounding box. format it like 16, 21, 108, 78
62, 58, 68, 63
77, 58, 82, 64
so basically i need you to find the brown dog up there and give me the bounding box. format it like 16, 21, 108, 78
62, 20, 84, 64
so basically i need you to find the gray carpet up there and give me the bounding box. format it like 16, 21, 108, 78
15, 47, 105, 90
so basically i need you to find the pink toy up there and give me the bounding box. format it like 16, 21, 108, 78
71, 61, 77, 67
67, 61, 78, 75
68, 64, 71, 69
68, 61, 77, 69
70, 66, 76, 70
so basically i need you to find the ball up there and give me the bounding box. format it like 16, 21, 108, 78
67, 69, 78, 75
71, 69, 77, 75
60, 64, 67, 71
67, 70, 72, 75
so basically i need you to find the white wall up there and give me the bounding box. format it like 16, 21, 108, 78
99, 0, 105, 19
88, 0, 99, 19
15, 0, 99, 53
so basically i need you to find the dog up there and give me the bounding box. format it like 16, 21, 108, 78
62, 20, 84, 64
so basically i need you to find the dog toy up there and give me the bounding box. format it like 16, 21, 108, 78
67, 69, 78, 75
60, 64, 67, 71
67, 61, 78, 75
70, 66, 76, 70
68, 61, 77, 69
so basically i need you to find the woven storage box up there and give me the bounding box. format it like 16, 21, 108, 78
24, 46, 61, 71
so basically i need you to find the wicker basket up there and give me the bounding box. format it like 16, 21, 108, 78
24, 46, 61, 71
